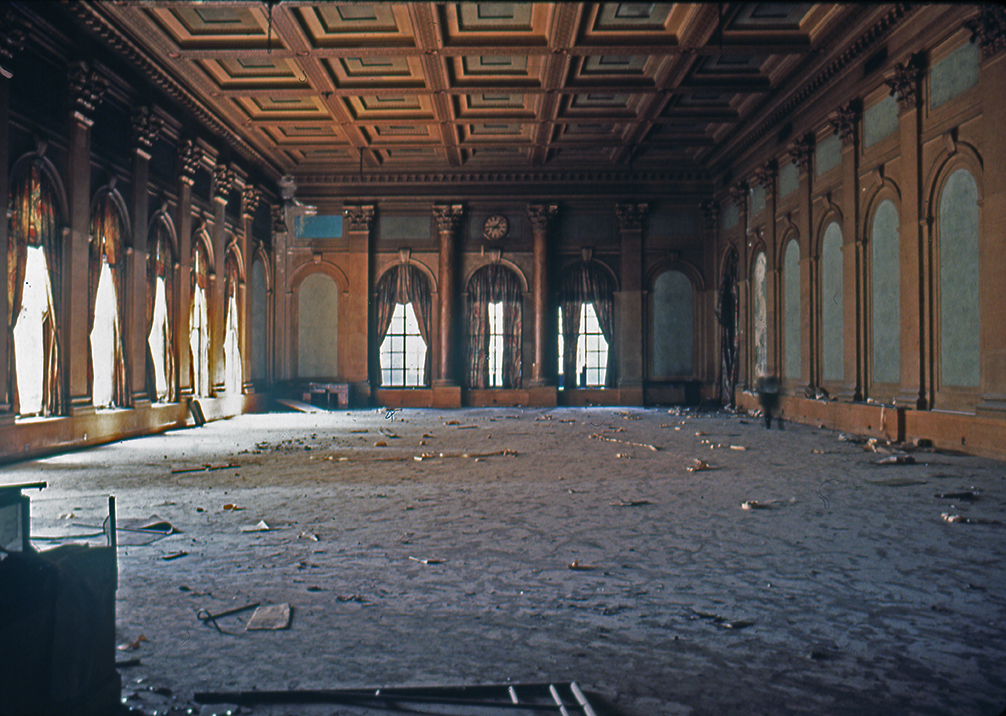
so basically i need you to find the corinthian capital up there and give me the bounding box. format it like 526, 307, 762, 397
615, 203, 648, 231
433, 204, 464, 233
527, 203, 558, 234
965, 6, 1006, 61
68, 60, 108, 121
885, 53, 926, 115
344, 205, 375, 233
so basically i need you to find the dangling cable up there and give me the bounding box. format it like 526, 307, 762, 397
266, 1, 274, 55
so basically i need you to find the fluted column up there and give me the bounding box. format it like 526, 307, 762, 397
66, 61, 108, 415
528, 203, 557, 386
433, 204, 463, 385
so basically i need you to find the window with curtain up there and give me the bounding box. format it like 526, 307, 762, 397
558, 261, 615, 388
147, 217, 175, 402
375, 263, 432, 387
380, 302, 426, 387
8, 160, 63, 417
466, 264, 522, 389
89, 192, 129, 408
190, 235, 211, 397
752, 251, 768, 379
223, 249, 242, 394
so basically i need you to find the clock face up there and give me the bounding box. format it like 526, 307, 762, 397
482, 214, 508, 241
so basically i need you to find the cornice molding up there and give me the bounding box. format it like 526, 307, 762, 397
300, 170, 711, 187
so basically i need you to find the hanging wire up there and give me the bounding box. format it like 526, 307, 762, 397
266, 1, 274, 55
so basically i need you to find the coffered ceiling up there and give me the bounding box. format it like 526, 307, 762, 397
77, 2, 870, 184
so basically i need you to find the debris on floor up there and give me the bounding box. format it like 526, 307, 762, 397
612, 499, 652, 507
589, 433, 659, 451
246, 603, 292, 631
865, 476, 928, 487
934, 489, 980, 501
942, 513, 1002, 526
117, 634, 147, 651
409, 556, 445, 565
686, 458, 715, 472
240, 520, 271, 532
689, 608, 755, 630
740, 498, 795, 510
568, 559, 596, 571
876, 454, 916, 465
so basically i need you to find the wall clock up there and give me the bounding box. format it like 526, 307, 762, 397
482, 213, 509, 241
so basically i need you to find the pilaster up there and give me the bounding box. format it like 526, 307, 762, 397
175, 139, 200, 398
210, 163, 234, 394
615, 203, 647, 396
240, 185, 260, 393
433, 204, 463, 387
343, 204, 373, 393
527, 203, 558, 387
271, 205, 290, 381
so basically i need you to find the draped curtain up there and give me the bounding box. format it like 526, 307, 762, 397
7, 160, 63, 415
224, 250, 242, 394
190, 237, 211, 396
89, 193, 129, 407
560, 261, 616, 387
716, 249, 739, 406
147, 218, 176, 402
466, 264, 522, 389
374, 263, 432, 386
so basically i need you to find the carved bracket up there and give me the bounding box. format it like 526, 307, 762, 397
885, 53, 926, 114
751, 160, 777, 200
131, 106, 162, 154
527, 203, 558, 234
68, 60, 108, 120
702, 200, 720, 232
788, 133, 815, 174
0, 6, 30, 67
433, 204, 464, 233
965, 6, 1006, 61
179, 140, 203, 183
241, 184, 261, 219
830, 99, 862, 148
615, 203, 648, 231
271, 205, 287, 234
728, 182, 748, 208
212, 164, 236, 202
344, 205, 375, 233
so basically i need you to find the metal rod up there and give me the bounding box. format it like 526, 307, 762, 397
570, 683, 598, 716
549, 684, 572, 716
195, 689, 566, 710
108, 496, 116, 549
509, 685, 520, 703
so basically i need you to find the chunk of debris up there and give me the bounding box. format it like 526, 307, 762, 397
589, 433, 659, 451
942, 513, 1002, 525
408, 556, 445, 565
568, 559, 596, 571
612, 499, 652, 507
686, 459, 714, 472
117, 635, 147, 652
240, 520, 271, 533
934, 489, 979, 501
876, 454, 915, 465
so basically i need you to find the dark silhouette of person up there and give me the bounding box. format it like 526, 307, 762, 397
757, 376, 780, 429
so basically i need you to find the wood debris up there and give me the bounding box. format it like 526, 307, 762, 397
589, 433, 658, 451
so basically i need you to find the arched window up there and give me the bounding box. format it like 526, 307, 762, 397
783, 239, 801, 381
871, 200, 900, 385
752, 251, 768, 379
297, 272, 339, 379
467, 264, 521, 389
147, 216, 175, 402
938, 168, 980, 389
651, 269, 693, 378
190, 234, 211, 397
250, 257, 268, 382
223, 249, 242, 394
8, 160, 63, 417
89, 192, 129, 408
820, 222, 843, 383
559, 261, 615, 388
376, 263, 432, 387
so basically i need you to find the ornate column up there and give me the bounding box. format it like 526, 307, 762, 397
66, 61, 108, 414
703, 200, 722, 398
968, 7, 1006, 415
615, 203, 647, 401
787, 136, 814, 387
209, 163, 235, 394
175, 139, 201, 398
0, 8, 28, 413
271, 204, 291, 381
830, 100, 864, 400
527, 203, 557, 387
128, 106, 161, 406
885, 53, 927, 409
240, 185, 260, 393
433, 204, 463, 387
343, 204, 373, 395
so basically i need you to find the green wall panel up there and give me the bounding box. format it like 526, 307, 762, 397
871, 200, 900, 385
864, 94, 898, 148
930, 42, 979, 110
651, 270, 693, 377
784, 240, 801, 380
821, 222, 844, 382
939, 169, 980, 387
297, 273, 339, 378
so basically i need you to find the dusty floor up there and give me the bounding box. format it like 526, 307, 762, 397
4, 406, 1006, 716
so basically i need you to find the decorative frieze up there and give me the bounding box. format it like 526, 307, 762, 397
344, 205, 375, 233
67, 60, 108, 121
179, 140, 203, 183
830, 99, 861, 148
788, 133, 815, 174
965, 5, 1006, 61
885, 53, 926, 114
615, 203, 648, 231
433, 204, 464, 233
526, 203, 558, 233
131, 106, 162, 155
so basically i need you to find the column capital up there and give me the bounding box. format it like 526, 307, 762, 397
433, 203, 464, 233
728, 181, 749, 207
788, 133, 815, 174
271, 204, 287, 235
615, 203, 648, 231
885, 53, 926, 115
68, 60, 108, 123
751, 160, 777, 200
0, 6, 30, 67
179, 139, 203, 184
702, 200, 720, 232
343, 204, 375, 232
241, 184, 261, 219
830, 99, 862, 148
965, 6, 1006, 62
131, 105, 162, 156
212, 163, 236, 203
527, 203, 558, 233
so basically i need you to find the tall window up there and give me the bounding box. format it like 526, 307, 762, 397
147, 217, 175, 403
89, 192, 128, 408
8, 160, 63, 417
223, 251, 242, 394
375, 264, 431, 387
558, 302, 608, 387
466, 264, 522, 389
559, 261, 615, 388
380, 302, 426, 387
190, 236, 211, 397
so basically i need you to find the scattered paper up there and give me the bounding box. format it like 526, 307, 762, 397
246, 603, 291, 631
